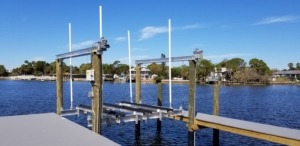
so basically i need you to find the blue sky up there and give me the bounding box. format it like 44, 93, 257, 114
0, 0, 299, 70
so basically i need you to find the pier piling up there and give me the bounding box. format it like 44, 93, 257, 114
188, 60, 196, 146
56, 59, 63, 115
91, 51, 103, 134
213, 81, 220, 146
157, 81, 162, 131
135, 64, 141, 132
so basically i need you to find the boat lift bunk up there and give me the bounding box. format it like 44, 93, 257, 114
61, 102, 185, 127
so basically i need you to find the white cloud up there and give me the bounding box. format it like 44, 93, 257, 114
254, 15, 299, 25
115, 36, 127, 41
139, 26, 168, 41
179, 24, 206, 30
139, 24, 205, 41
72, 40, 97, 50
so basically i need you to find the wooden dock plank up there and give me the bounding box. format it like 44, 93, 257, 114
195, 113, 300, 145
167, 112, 300, 145
0, 113, 119, 146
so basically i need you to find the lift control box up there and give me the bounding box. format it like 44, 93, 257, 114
86, 69, 94, 81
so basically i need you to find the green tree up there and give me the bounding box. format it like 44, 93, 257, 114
44, 61, 56, 75
181, 65, 190, 80
147, 63, 163, 76
196, 59, 214, 81
111, 60, 121, 75
79, 63, 92, 74
116, 64, 129, 75
288, 62, 295, 70
32, 61, 49, 75
0, 65, 8, 76
171, 66, 182, 78
296, 63, 300, 70
226, 58, 246, 72
219, 58, 246, 80
249, 58, 270, 75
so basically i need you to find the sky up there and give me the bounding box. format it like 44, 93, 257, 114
0, 0, 299, 70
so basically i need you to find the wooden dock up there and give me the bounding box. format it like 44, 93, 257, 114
167, 112, 300, 146
0, 113, 119, 146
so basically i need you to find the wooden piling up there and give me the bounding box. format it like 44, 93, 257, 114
135, 64, 141, 104
56, 59, 63, 115
213, 81, 220, 146
157, 81, 162, 131
91, 52, 103, 134
188, 60, 196, 146
135, 64, 141, 132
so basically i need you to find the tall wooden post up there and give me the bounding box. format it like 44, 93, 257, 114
56, 59, 63, 115
135, 64, 141, 132
188, 60, 196, 146
91, 51, 103, 134
157, 81, 162, 131
213, 81, 220, 146
135, 64, 141, 104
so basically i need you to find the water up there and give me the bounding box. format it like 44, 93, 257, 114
0, 80, 299, 145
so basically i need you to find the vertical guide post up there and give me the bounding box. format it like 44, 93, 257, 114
168, 19, 172, 108
135, 64, 141, 132
157, 81, 162, 131
188, 60, 196, 146
56, 59, 63, 115
91, 51, 103, 134
213, 81, 220, 146
128, 30, 133, 102
68, 23, 73, 109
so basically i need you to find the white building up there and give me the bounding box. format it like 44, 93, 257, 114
131, 67, 151, 80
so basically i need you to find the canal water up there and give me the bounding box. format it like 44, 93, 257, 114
0, 80, 299, 145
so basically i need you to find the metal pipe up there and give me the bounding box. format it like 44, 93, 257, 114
69, 23, 73, 109
168, 19, 172, 108
128, 30, 133, 102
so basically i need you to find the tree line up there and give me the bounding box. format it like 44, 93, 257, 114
1, 59, 299, 82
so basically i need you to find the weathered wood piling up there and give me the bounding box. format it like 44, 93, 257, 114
91, 51, 103, 134
188, 60, 196, 146
56, 59, 63, 115
213, 81, 220, 146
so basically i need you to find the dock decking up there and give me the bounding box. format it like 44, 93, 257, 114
0, 113, 119, 146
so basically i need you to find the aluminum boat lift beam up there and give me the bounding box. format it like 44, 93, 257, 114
135, 49, 203, 64
56, 38, 110, 60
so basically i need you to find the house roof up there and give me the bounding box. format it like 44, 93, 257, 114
273, 70, 300, 75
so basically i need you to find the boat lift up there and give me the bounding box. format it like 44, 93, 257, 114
59, 49, 203, 128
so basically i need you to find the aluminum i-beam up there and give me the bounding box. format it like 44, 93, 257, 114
135, 49, 203, 64
56, 47, 96, 60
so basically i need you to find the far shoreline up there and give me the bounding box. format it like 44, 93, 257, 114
1, 77, 299, 85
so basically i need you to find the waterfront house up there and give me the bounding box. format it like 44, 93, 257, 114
272, 70, 300, 81
131, 67, 151, 80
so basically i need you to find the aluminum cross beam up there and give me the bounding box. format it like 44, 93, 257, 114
135, 49, 203, 64
56, 38, 110, 60
56, 47, 96, 60
135, 55, 203, 64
